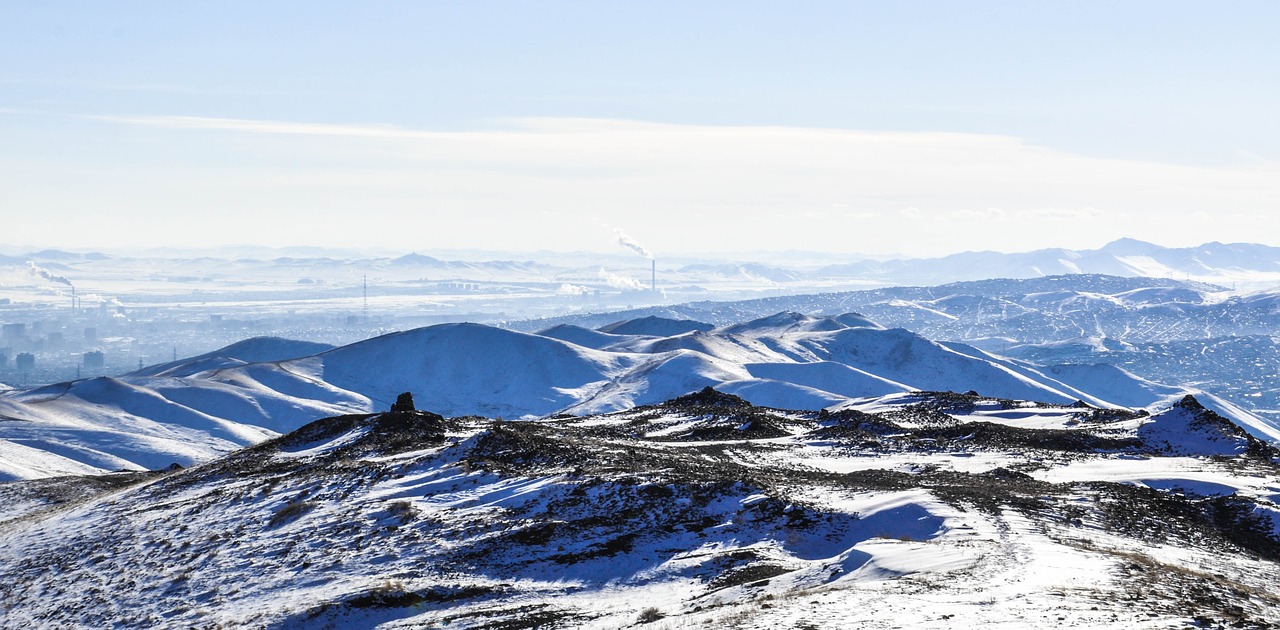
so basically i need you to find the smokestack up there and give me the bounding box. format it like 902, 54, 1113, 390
651, 259, 656, 293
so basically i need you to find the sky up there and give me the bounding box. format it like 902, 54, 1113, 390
2, 1, 1278, 259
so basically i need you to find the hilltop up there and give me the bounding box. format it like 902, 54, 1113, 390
0, 390, 1276, 628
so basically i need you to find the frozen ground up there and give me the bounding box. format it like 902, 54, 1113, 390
0, 389, 1276, 628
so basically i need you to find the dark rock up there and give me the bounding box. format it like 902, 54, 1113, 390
391, 392, 416, 413
663, 386, 752, 409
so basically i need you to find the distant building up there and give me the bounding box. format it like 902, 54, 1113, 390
83, 351, 105, 370
0, 353, 7, 369
2, 323, 24, 340
84, 327, 97, 342
15, 352, 34, 371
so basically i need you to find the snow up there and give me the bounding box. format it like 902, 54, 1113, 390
597, 315, 714, 336
535, 324, 634, 350
718, 311, 848, 336
1137, 403, 1250, 456
788, 328, 1088, 405
746, 361, 911, 399
1185, 392, 1280, 443
613, 330, 788, 363
2, 393, 1276, 628
2, 314, 1276, 480
881, 298, 960, 321
717, 378, 849, 411
132, 336, 335, 378
1038, 363, 1182, 407
0, 439, 105, 481
1113, 255, 1179, 278
317, 323, 632, 418
563, 350, 747, 414
277, 426, 372, 458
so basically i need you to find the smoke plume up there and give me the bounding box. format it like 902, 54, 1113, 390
26, 261, 73, 287
557, 283, 591, 296
596, 267, 645, 290
614, 229, 652, 259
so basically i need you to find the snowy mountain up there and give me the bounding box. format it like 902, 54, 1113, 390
131, 336, 336, 378
518, 273, 1280, 429
598, 315, 715, 337
1, 390, 1276, 627
2, 312, 1276, 481
813, 238, 1280, 285
518, 274, 1249, 342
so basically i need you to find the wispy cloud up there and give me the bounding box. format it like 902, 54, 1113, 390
14, 114, 1280, 255
88, 114, 439, 139
1016, 207, 1104, 221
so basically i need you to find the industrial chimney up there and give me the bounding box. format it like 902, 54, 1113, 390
651, 259, 656, 293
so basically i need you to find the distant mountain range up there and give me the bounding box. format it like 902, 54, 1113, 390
7, 238, 1279, 291
517, 273, 1280, 429
811, 238, 1280, 285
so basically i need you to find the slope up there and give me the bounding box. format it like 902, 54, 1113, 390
0, 392, 1276, 628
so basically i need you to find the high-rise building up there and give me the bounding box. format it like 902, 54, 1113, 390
83, 351, 105, 370
2, 323, 25, 340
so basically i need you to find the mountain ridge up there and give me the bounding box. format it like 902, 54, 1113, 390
3, 305, 1276, 480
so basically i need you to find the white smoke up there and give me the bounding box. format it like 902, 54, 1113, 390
596, 267, 645, 290
732, 265, 781, 287
557, 283, 591, 296
26, 261, 73, 287
614, 229, 652, 259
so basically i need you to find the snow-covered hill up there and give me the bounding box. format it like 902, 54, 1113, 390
1, 390, 1276, 628
3, 312, 1275, 480
519, 274, 1258, 344
518, 273, 1280, 429
316, 323, 634, 418
130, 337, 335, 378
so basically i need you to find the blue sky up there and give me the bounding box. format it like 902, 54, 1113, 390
2, 2, 1277, 257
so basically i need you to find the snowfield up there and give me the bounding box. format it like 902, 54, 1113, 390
0, 388, 1276, 628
